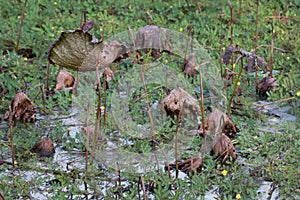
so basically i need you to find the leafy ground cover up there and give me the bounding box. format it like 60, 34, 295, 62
0, 0, 299, 199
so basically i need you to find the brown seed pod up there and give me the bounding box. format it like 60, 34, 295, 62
31, 137, 55, 157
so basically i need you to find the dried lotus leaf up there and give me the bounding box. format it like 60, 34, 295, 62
81, 40, 127, 71
48, 29, 99, 71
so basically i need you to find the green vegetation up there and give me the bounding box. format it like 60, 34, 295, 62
0, 0, 299, 199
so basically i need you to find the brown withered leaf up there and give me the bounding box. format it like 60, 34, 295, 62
222, 45, 234, 65
182, 53, 196, 77
82, 20, 94, 33
55, 69, 75, 90
4, 92, 36, 123
257, 76, 277, 96
31, 136, 55, 157
202, 109, 239, 139
257, 56, 267, 68
162, 87, 200, 119
167, 157, 202, 174
247, 55, 256, 70
48, 29, 127, 71
211, 133, 236, 162
135, 25, 171, 51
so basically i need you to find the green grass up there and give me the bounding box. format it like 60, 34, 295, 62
0, 0, 299, 199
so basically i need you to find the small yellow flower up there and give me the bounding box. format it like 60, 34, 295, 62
237, 82, 240, 86
236, 193, 241, 199
17, 16, 21, 19
51, 26, 55, 30
100, 106, 105, 110
294, 13, 296, 17
179, 28, 183, 32
165, 59, 168, 63
221, 169, 228, 176
222, 47, 225, 51
286, 57, 290, 60
23, 57, 28, 61
253, 136, 258, 140
232, 64, 236, 69
54, 1, 57, 5
100, 27, 103, 32
14, 161, 18, 165
296, 91, 300, 97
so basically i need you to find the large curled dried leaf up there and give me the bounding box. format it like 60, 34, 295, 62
31, 136, 55, 157
211, 133, 236, 162
55, 69, 75, 90
162, 87, 200, 119
48, 29, 127, 71
4, 92, 36, 123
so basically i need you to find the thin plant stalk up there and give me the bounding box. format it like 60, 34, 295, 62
175, 113, 180, 179
152, 140, 171, 178
8, 106, 15, 167
255, 96, 295, 108
219, 36, 225, 78
270, 18, 275, 78
199, 70, 206, 152
85, 101, 91, 172
165, 67, 169, 95
254, 0, 259, 85
228, 0, 235, 84
140, 49, 159, 172
103, 72, 107, 126
91, 66, 102, 165
139, 176, 147, 200
227, 56, 243, 117
16, 0, 27, 52
228, 0, 234, 45
46, 60, 51, 97
40, 85, 46, 113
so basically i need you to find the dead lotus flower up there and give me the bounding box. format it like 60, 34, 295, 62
257, 76, 277, 97
31, 136, 55, 157
182, 53, 196, 77
55, 69, 75, 90
211, 133, 236, 162
4, 92, 36, 123
162, 87, 200, 120
202, 108, 239, 138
